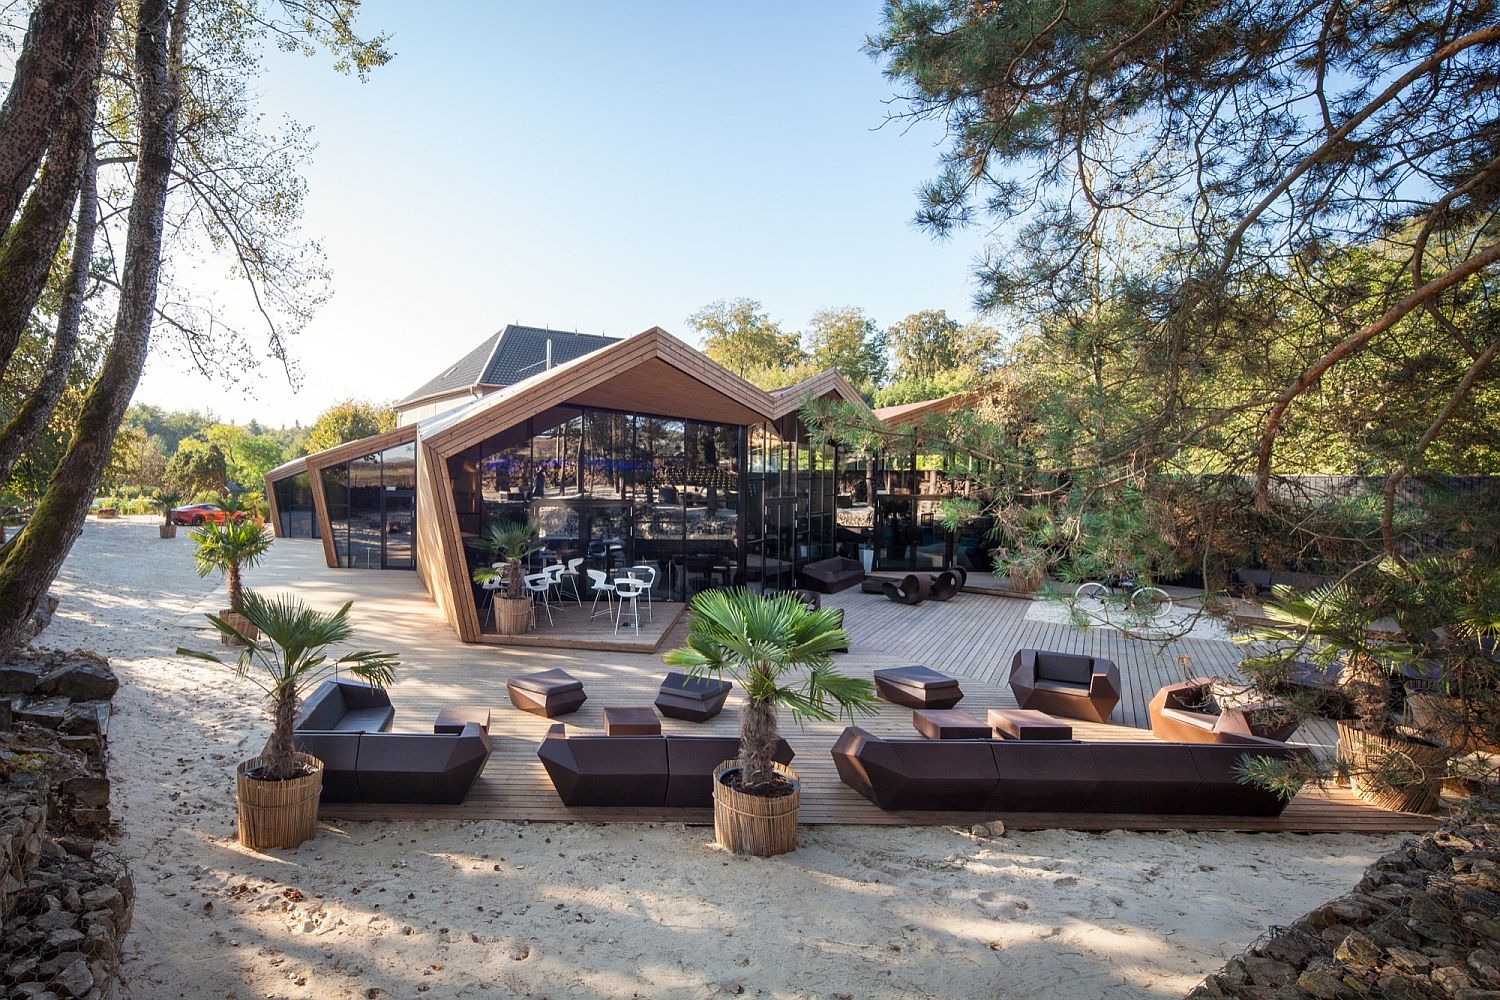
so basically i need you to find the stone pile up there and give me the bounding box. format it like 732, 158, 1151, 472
1, 647, 132, 999
1191, 817, 1500, 1000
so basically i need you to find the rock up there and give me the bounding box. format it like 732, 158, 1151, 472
1333, 931, 1382, 970
1376, 973, 1435, 1000
34, 907, 79, 931
14, 697, 69, 729
0, 660, 45, 695
80, 886, 124, 921
69, 808, 109, 828
1436, 966, 1478, 993
1242, 956, 1295, 986
1387, 945, 1434, 974
49, 955, 92, 998
0, 697, 11, 730
37, 661, 116, 702
45, 926, 86, 953
60, 702, 108, 739
24, 594, 59, 641
969, 820, 1005, 838
1470, 951, 1500, 987
1296, 967, 1354, 998
61, 886, 82, 911
58, 777, 109, 808
57, 837, 94, 860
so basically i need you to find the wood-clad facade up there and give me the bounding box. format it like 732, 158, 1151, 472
266, 327, 874, 645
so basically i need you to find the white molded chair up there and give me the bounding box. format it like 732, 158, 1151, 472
559, 557, 584, 606
543, 562, 566, 606
587, 568, 616, 620
523, 572, 554, 627
627, 564, 657, 622
479, 575, 503, 628
614, 577, 646, 636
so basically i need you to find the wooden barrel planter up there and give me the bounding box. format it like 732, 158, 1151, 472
96, 508, 119, 519
712, 759, 800, 857
494, 597, 533, 635
159, 523, 177, 539
1336, 721, 1447, 814
235, 752, 323, 850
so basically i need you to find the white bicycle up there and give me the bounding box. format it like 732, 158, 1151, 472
1074, 578, 1174, 621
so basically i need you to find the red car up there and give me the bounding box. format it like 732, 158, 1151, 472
170, 503, 245, 526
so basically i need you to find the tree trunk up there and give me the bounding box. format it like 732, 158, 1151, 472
0, 0, 183, 654
0, 0, 104, 237
226, 562, 242, 614
0, 145, 98, 483
264, 687, 298, 781
738, 693, 779, 790
0, 0, 109, 376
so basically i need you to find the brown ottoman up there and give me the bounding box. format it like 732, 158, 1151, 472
507, 668, 587, 718
988, 708, 1073, 741
912, 708, 990, 740
655, 672, 732, 722
603, 706, 661, 736
873, 665, 963, 709
434, 706, 492, 734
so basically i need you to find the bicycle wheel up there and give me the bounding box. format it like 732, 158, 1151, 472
1129, 586, 1174, 620
1074, 581, 1110, 610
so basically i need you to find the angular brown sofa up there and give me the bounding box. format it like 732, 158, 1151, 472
798, 556, 864, 594
292, 680, 492, 805
1148, 679, 1299, 744
537, 726, 794, 808
1009, 649, 1121, 723
830, 727, 1308, 816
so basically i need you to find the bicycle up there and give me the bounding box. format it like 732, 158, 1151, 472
1073, 577, 1174, 621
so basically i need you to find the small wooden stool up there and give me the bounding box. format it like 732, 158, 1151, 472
988, 708, 1073, 741
433, 706, 492, 734
912, 708, 991, 740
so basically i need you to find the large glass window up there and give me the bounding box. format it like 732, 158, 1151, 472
272, 472, 319, 538
322, 441, 417, 570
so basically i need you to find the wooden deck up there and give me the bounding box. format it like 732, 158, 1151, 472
223, 545, 1439, 834
474, 601, 684, 653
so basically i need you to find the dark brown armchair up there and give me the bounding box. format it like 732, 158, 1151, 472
1148, 679, 1299, 744
1008, 649, 1121, 724
798, 556, 865, 594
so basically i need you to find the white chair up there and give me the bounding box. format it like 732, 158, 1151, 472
543, 562, 566, 606
523, 572, 554, 628
627, 564, 657, 621
558, 557, 584, 606
614, 577, 647, 636
587, 568, 616, 620
479, 575, 503, 628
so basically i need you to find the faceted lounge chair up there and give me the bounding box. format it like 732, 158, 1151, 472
506, 668, 587, 718
537, 726, 794, 808
655, 671, 733, 723
1008, 649, 1121, 724
798, 556, 865, 594
873, 665, 964, 709
1148, 679, 1299, 744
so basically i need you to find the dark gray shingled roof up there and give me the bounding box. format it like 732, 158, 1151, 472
398, 325, 619, 406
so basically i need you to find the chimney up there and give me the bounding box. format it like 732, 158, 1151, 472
545, 338, 553, 369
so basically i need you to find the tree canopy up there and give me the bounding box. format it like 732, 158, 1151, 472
306, 398, 396, 453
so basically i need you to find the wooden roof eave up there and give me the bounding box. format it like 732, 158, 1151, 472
301, 424, 420, 475
422, 327, 781, 460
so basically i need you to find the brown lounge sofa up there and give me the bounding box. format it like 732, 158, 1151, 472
798, 556, 865, 594
292, 680, 492, 805
830, 727, 1308, 815
537, 725, 794, 807
1148, 679, 1299, 744
1009, 649, 1121, 723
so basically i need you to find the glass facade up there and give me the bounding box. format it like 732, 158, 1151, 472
272, 472, 319, 538
835, 445, 988, 573
449, 406, 744, 626
320, 441, 416, 570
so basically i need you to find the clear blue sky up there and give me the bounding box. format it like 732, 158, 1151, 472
132, 1, 990, 425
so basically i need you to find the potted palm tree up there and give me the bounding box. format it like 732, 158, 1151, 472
1236, 564, 1487, 814
178, 591, 397, 849
192, 519, 273, 643
469, 518, 543, 635
156, 488, 182, 538
664, 588, 876, 856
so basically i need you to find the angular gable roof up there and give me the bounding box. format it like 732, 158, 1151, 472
397, 325, 619, 407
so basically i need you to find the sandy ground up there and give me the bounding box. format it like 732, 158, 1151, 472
37, 516, 1408, 1000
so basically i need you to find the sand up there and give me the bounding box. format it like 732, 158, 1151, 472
38, 516, 1405, 999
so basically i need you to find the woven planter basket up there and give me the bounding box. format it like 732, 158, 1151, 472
712, 760, 800, 857
236, 752, 323, 850
159, 523, 176, 538
220, 610, 261, 645
1336, 721, 1446, 815
494, 597, 532, 635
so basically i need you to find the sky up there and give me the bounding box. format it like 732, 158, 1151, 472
131, 2, 992, 426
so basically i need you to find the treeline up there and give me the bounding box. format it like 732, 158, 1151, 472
16, 398, 398, 513
686, 299, 1003, 405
